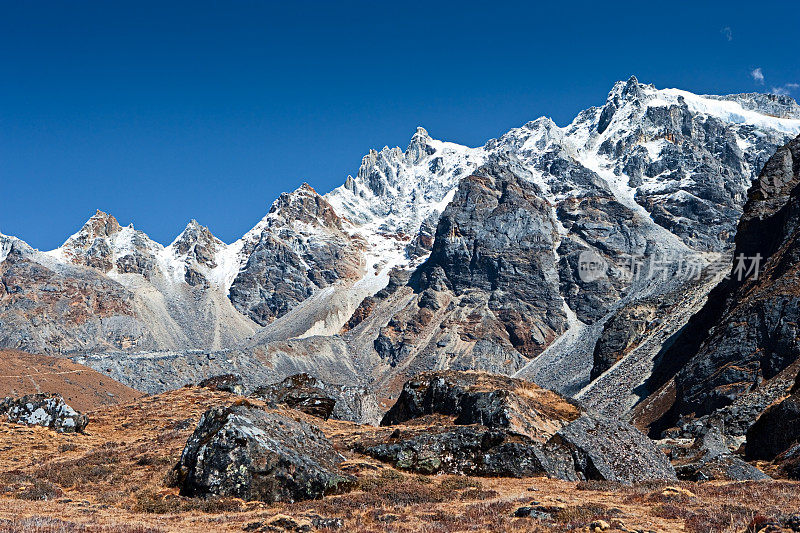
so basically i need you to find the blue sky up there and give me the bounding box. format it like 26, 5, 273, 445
2, 0, 799, 249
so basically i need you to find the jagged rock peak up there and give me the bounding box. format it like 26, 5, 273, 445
266, 182, 343, 230
171, 219, 223, 258
606, 75, 653, 103
75, 209, 123, 240
742, 135, 800, 223
406, 126, 435, 163
0, 232, 29, 263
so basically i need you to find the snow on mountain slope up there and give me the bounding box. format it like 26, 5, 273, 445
326, 127, 485, 277
327, 127, 484, 234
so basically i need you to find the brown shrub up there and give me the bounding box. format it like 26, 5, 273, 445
437, 475, 482, 492
554, 504, 620, 528
575, 480, 624, 492
0, 473, 63, 501
459, 488, 499, 500
131, 490, 243, 514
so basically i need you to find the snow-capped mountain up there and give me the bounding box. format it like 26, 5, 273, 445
2, 78, 800, 410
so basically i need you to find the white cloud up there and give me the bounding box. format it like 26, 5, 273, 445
751, 68, 765, 84
770, 83, 799, 96
721, 27, 733, 41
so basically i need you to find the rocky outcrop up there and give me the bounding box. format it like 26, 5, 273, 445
59, 210, 159, 277
170, 220, 225, 288
590, 302, 658, 381
640, 134, 800, 438
252, 373, 381, 425
0, 393, 88, 433
665, 428, 769, 481
775, 444, 800, 479
414, 156, 567, 359
172, 404, 355, 503
357, 426, 550, 477
198, 374, 245, 395
228, 184, 364, 326
746, 386, 800, 462
252, 374, 336, 420
377, 371, 675, 483
381, 371, 582, 441
0, 245, 142, 354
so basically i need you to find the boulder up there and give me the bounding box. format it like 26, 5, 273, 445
198, 374, 245, 395
669, 428, 769, 481
378, 371, 675, 484
380, 371, 581, 442
0, 393, 87, 433
547, 414, 677, 484
356, 426, 550, 477
252, 373, 381, 424
172, 404, 355, 503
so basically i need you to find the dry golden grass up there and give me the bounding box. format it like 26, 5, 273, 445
0, 386, 797, 532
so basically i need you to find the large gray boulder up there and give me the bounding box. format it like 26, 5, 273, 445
172, 404, 355, 503
197, 373, 245, 395
0, 393, 88, 433
380, 371, 582, 442
546, 414, 677, 484
252, 373, 381, 425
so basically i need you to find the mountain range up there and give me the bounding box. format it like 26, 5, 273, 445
3, 76, 800, 440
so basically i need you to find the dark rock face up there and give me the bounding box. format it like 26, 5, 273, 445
252, 373, 381, 425
0, 393, 88, 433
591, 303, 657, 381
228, 184, 363, 326
643, 134, 800, 437
380, 371, 582, 441
414, 156, 567, 358
172, 404, 355, 503
548, 415, 677, 484
358, 426, 550, 477
775, 443, 800, 479
198, 374, 245, 395
667, 429, 769, 481
746, 395, 800, 461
